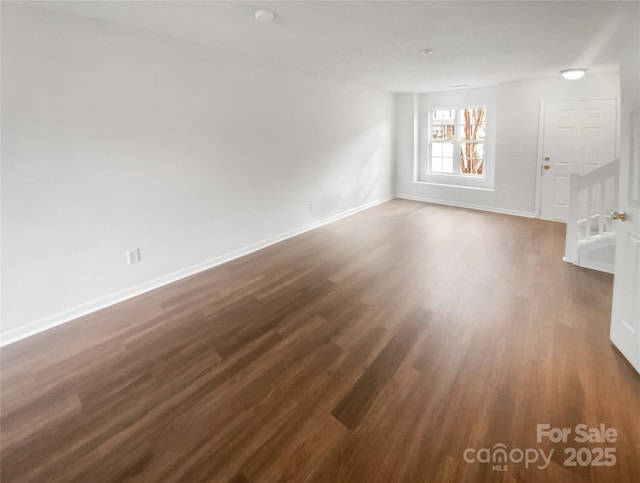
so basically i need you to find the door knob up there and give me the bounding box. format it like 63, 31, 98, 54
611, 211, 627, 221
543, 165, 550, 170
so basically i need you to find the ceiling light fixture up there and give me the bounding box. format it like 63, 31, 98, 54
560, 68, 587, 80
420, 49, 435, 56
255, 9, 275, 24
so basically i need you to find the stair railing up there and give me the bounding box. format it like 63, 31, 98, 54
564, 159, 620, 264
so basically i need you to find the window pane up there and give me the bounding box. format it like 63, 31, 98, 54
460, 142, 484, 175
432, 109, 455, 140
431, 142, 453, 173
432, 157, 454, 174
458, 107, 486, 141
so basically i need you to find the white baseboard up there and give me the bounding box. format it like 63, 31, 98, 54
539, 216, 567, 223
395, 194, 537, 219
1, 196, 393, 347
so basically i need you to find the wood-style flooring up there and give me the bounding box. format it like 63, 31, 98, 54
1, 199, 639, 482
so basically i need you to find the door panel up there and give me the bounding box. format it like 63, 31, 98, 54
540, 100, 617, 221
585, 127, 604, 166
554, 176, 570, 206
610, 110, 640, 373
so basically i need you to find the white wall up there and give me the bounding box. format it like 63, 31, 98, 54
1, 5, 394, 342
395, 72, 620, 215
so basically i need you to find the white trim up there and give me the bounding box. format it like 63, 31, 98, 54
412, 180, 494, 192
396, 194, 536, 218
0, 196, 393, 347
412, 93, 420, 182
535, 99, 545, 217
572, 259, 615, 275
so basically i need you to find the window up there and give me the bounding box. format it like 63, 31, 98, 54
414, 94, 494, 191
429, 107, 486, 176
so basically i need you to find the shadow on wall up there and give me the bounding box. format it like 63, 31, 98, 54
318, 122, 392, 218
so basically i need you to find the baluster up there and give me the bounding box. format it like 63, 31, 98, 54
599, 181, 605, 235
586, 186, 592, 240
612, 174, 617, 204
565, 174, 580, 263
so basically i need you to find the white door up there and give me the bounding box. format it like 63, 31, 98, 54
539, 100, 617, 221
610, 110, 640, 373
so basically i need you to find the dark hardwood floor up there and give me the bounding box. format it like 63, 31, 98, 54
1, 199, 639, 482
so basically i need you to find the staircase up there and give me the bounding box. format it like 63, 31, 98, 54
564, 159, 619, 274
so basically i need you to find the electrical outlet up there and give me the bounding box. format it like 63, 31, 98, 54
126, 248, 141, 265
308, 203, 313, 212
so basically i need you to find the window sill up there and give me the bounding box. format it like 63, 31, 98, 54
413, 180, 495, 191
414, 173, 494, 191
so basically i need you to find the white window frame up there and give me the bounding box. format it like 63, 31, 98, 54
415, 94, 495, 191
428, 105, 487, 177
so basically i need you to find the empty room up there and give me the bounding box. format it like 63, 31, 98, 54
1, 1, 639, 481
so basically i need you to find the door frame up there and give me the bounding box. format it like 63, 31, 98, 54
535, 98, 620, 220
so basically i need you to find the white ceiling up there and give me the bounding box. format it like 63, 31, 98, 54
23, 1, 640, 92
